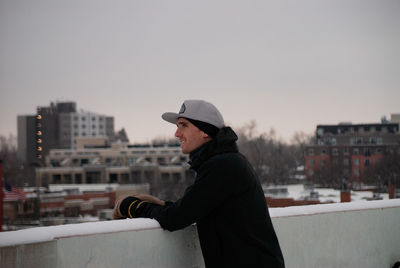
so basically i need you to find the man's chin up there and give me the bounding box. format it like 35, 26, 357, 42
180, 144, 190, 154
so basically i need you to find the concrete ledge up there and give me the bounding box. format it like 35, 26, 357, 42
1, 200, 400, 268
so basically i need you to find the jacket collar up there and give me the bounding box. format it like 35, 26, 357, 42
189, 127, 238, 171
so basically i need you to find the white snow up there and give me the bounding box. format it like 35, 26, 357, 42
269, 199, 400, 218
0, 218, 160, 247
266, 184, 389, 203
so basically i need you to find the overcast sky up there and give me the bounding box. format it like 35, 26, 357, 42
1, 0, 399, 144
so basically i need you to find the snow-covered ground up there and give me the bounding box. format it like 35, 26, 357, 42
265, 184, 389, 203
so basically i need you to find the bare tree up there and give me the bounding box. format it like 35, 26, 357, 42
290, 131, 315, 167
151, 136, 180, 147
0, 134, 24, 186
237, 122, 298, 185
363, 150, 400, 192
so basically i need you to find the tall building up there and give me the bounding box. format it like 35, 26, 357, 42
305, 118, 400, 188
17, 101, 115, 166
17, 115, 36, 164
58, 110, 114, 149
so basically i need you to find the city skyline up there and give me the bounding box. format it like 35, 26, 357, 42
1, 0, 399, 144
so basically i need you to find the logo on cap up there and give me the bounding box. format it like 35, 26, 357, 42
179, 104, 186, 114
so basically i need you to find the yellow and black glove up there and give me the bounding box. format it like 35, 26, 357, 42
113, 194, 167, 220
113, 196, 147, 219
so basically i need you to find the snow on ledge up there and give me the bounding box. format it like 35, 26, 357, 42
0, 218, 160, 247
1, 199, 400, 248
269, 199, 400, 218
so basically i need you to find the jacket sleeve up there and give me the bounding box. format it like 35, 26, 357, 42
136, 154, 247, 231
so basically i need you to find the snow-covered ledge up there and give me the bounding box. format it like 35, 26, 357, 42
1, 199, 400, 268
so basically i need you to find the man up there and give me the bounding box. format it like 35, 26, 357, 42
113, 100, 285, 267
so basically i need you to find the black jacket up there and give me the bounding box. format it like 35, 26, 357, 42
137, 127, 285, 268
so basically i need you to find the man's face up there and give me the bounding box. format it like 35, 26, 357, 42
175, 118, 210, 154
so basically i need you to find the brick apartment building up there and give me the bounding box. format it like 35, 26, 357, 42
305, 115, 400, 188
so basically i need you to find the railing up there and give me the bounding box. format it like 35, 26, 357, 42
1, 199, 400, 268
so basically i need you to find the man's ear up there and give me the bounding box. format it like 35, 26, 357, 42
200, 131, 210, 139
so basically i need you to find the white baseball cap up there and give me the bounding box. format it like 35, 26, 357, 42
162, 100, 225, 128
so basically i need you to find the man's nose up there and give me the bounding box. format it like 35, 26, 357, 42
175, 128, 181, 137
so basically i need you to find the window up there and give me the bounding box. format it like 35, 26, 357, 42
121, 174, 129, 183
157, 157, 166, 165
353, 148, 359, 155
109, 173, 118, 183
343, 158, 349, 166
64, 174, 72, 184
308, 149, 314, 156
354, 169, 360, 176
75, 174, 82, 184
308, 169, 314, 176
53, 174, 61, 184
332, 148, 339, 156
86, 171, 101, 184
321, 160, 326, 166
377, 137, 383, 145
343, 148, 349, 155
321, 149, 327, 155
145, 171, 154, 180
354, 158, 359, 166
172, 173, 181, 183
308, 159, 314, 166
331, 138, 337, 145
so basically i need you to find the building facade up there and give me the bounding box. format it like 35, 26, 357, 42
305, 119, 400, 188
58, 110, 114, 149
36, 144, 192, 200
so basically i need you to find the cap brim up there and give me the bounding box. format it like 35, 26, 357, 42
162, 112, 180, 124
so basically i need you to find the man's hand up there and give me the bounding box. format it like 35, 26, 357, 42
113, 197, 126, 219
113, 194, 165, 220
